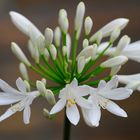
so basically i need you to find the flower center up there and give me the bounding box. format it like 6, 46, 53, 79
67, 99, 76, 107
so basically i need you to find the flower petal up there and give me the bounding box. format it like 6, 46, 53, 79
16, 77, 26, 92
23, 106, 31, 124
106, 101, 127, 117
0, 108, 15, 122
50, 98, 66, 114
99, 88, 133, 100
69, 78, 78, 87
66, 104, 80, 125
75, 85, 90, 96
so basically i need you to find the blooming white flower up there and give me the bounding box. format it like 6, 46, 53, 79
0, 78, 40, 124
89, 18, 129, 43
50, 78, 91, 125
118, 74, 140, 91
82, 76, 133, 127
98, 40, 140, 63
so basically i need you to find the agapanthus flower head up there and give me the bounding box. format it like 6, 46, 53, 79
0, 1, 139, 131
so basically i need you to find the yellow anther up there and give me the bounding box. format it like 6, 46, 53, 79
67, 99, 76, 105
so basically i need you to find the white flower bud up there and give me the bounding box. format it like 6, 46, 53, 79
89, 31, 102, 44
54, 27, 61, 47
83, 39, 89, 48
84, 16, 93, 35
36, 80, 46, 94
66, 34, 71, 58
62, 46, 67, 57
110, 65, 121, 76
23, 80, 30, 92
77, 56, 86, 74
49, 44, 57, 60
114, 35, 131, 56
41, 78, 47, 86
28, 40, 34, 58
43, 48, 50, 61
34, 46, 40, 63
44, 90, 56, 105
100, 55, 128, 68
110, 27, 121, 42
19, 63, 29, 81
75, 2, 85, 31
11, 42, 31, 66
36, 36, 45, 54
59, 9, 69, 33
45, 28, 53, 46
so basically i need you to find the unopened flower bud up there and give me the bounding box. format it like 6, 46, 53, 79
83, 39, 89, 48
41, 78, 47, 86
23, 80, 30, 92
49, 44, 57, 60
75, 2, 85, 31
34, 46, 40, 63
77, 56, 86, 74
36, 36, 45, 54
110, 65, 121, 76
110, 27, 121, 42
59, 9, 69, 33
114, 35, 131, 56
66, 34, 71, 58
43, 48, 50, 61
19, 63, 29, 81
11, 42, 31, 66
84, 16, 93, 35
62, 46, 67, 57
28, 40, 34, 58
45, 28, 53, 46
100, 55, 128, 68
44, 90, 56, 105
54, 27, 61, 47
36, 80, 46, 94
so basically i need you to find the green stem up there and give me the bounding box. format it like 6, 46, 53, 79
63, 111, 71, 140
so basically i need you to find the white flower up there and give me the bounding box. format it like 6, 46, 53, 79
50, 78, 91, 125
82, 76, 133, 127
118, 74, 140, 91
98, 40, 140, 63
9, 11, 43, 41
89, 18, 129, 43
0, 78, 40, 124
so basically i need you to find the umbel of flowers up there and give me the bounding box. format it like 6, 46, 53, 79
0, 1, 140, 140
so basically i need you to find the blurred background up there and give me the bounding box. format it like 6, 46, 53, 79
0, 0, 140, 140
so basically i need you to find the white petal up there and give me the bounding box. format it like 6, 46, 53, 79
99, 88, 133, 100
90, 18, 129, 42
16, 77, 26, 92
76, 97, 92, 109
0, 108, 15, 122
50, 98, 66, 114
105, 76, 118, 89
9, 11, 43, 40
0, 94, 24, 105
75, 85, 90, 96
23, 106, 31, 124
0, 79, 20, 94
66, 104, 80, 125
98, 80, 106, 90
69, 78, 78, 88
106, 101, 127, 117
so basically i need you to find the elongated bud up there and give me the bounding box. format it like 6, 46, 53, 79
49, 44, 57, 60
77, 44, 97, 60
36, 36, 45, 54
23, 80, 30, 92
114, 35, 131, 56
110, 65, 121, 76
54, 27, 61, 47
77, 56, 86, 74
34, 46, 40, 63
126, 82, 140, 90
89, 31, 102, 44
43, 48, 50, 61
36, 80, 46, 94
28, 40, 34, 58
110, 27, 121, 42
62, 46, 67, 57
75, 2, 85, 31
44, 90, 56, 105
45, 28, 53, 46
100, 55, 128, 68
11, 42, 31, 66
66, 34, 71, 58
83, 39, 89, 48
19, 63, 29, 81
59, 9, 69, 33
84, 16, 93, 35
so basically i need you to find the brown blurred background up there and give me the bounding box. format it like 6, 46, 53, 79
0, 0, 140, 140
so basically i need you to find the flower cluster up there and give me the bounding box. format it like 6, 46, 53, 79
0, 1, 140, 127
